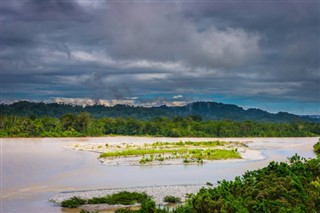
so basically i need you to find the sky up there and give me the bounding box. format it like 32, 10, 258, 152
1, 0, 319, 115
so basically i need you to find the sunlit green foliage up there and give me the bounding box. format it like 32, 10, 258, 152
314, 140, 320, 155
100, 149, 188, 158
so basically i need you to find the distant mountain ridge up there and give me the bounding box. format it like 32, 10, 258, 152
0, 101, 318, 123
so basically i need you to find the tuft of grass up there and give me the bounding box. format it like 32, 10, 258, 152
139, 156, 154, 164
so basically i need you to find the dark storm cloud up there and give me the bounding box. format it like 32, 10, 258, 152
1, 0, 319, 113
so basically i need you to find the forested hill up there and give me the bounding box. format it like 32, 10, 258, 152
0, 101, 318, 123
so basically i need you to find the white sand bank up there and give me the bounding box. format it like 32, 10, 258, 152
51, 184, 208, 205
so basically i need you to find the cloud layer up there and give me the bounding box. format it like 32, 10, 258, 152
1, 1, 319, 114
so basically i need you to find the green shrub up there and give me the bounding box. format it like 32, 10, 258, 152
87, 191, 150, 205
87, 196, 108, 204
314, 141, 320, 155
163, 195, 181, 203
140, 199, 156, 213
61, 196, 86, 208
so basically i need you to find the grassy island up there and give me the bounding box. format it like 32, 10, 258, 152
97, 141, 243, 165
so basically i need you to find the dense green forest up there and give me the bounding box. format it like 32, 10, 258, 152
1, 101, 318, 123
1, 112, 320, 137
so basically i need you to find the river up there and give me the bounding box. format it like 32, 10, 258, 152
1, 137, 318, 213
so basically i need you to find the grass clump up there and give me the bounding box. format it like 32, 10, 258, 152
139, 156, 154, 164
87, 191, 150, 205
163, 195, 181, 203
61, 191, 150, 208
191, 149, 241, 160
61, 196, 86, 208
100, 148, 187, 158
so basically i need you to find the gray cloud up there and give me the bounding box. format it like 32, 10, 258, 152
103, 2, 261, 68
1, 0, 319, 114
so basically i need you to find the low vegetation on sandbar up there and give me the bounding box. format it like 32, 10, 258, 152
97, 141, 243, 165
61, 191, 150, 208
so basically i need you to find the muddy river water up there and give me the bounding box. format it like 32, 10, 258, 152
1, 137, 318, 213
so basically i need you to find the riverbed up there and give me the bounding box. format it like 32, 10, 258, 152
1, 137, 318, 213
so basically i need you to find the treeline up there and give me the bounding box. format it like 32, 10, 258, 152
1, 113, 320, 137
1, 101, 318, 123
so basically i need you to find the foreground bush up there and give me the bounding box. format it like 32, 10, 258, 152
186, 154, 320, 213
314, 141, 320, 155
